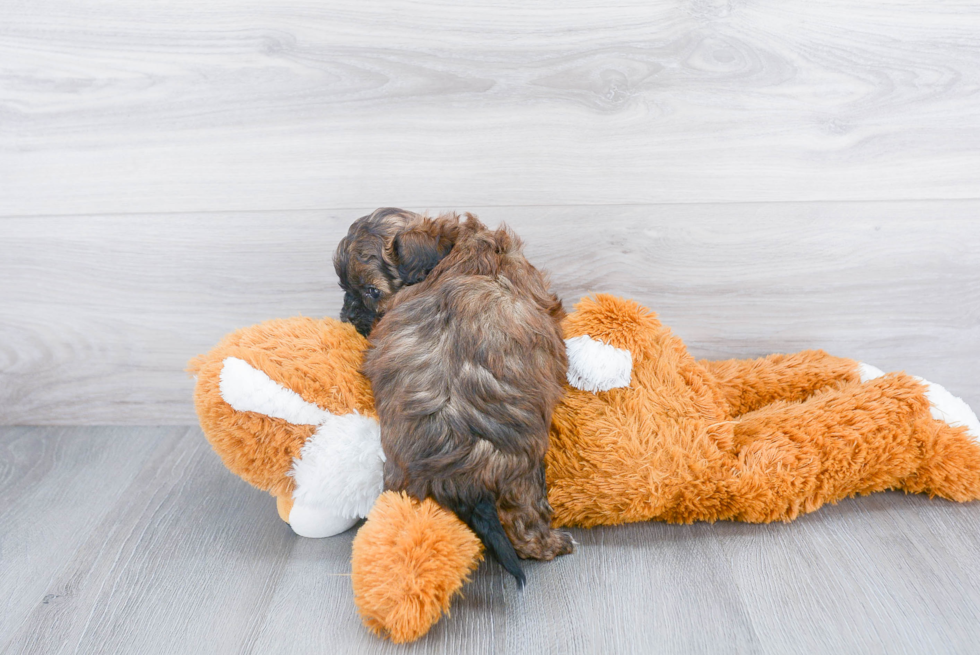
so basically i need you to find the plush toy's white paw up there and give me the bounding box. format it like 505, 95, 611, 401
858, 362, 886, 382
912, 376, 980, 441
288, 504, 360, 538
289, 413, 386, 527
565, 335, 632, 393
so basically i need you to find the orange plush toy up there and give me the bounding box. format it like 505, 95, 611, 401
191, 294, 980, 643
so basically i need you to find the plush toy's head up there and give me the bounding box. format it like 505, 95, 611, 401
191, 312, 497, 641
189, 316, 384, 537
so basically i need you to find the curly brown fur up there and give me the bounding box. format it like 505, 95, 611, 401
334, 208, 460, 337
363, 214, 574, 583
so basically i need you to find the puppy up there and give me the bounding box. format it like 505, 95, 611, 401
334, 208, 459, 337
361, 214, 574, 586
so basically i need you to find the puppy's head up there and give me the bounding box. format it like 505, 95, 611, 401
334, 208, 458, 337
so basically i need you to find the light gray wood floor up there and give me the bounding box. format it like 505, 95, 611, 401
4, 425, 980, 655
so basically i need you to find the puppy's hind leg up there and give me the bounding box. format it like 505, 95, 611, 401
498, 464, 574, 561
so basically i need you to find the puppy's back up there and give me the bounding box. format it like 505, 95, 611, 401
364, 216, 570, 582
367, 217, 567, 436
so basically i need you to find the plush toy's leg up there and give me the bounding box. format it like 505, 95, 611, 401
276, 495, 293, 522
894, 376, 980, 501
700, 350, 860, 419
275, 491, 360, 538
728, 373, 980, 523
287, 503, 359, 538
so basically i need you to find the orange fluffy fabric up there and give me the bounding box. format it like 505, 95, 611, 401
700, 351, 860, 419
351, 491, 483, 643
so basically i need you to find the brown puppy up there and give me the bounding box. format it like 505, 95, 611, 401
334, 208, 459, 337
362, 214, 574, 586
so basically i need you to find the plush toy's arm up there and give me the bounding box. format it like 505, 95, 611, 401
699, 350, 860, 419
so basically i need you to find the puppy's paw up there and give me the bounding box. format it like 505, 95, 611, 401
541, 529, 575, 559
555, 530, 575, 556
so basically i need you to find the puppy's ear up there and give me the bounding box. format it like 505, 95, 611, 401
393, 220, 457, 285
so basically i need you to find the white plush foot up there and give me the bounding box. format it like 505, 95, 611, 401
288, 504, 359, 538
858, 362, 886, 382
914, 376, 980, 441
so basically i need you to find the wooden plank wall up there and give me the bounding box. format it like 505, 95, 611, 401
1, 1, 978, 424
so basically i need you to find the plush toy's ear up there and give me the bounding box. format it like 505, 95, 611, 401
393, 219, 457, 285
352, 491, 483, 643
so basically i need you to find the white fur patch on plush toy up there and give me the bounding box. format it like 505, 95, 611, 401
914, 376, 980, 441
220, 357, 330, 425
218, 356, 385, 537
289, 412, 385, 523
859, 363, 978, 440
565, 335, 632, 393
858, 362, 886, 382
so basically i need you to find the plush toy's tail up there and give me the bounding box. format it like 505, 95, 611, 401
352, 491, 484, 643
444, 495, 526, 588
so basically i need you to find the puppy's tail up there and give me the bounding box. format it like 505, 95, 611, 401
444, 495, 526, 588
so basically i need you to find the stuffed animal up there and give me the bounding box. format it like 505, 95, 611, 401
190, 294, 980, 643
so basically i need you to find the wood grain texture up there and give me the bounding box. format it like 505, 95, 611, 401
2, 1, 980, 215
2, 201, 978, 425
2, 427, 300, 655
5, 426, 980, 654
0, 427, 168, 643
